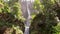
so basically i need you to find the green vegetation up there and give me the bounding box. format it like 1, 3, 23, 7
0, 0, 60, 34
30, 0, 60, 34
0, 0, 24, 34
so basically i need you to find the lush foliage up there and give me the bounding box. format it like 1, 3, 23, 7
0, 0, 25, 34
0, 0, 60, 34
30, 0, 60, 34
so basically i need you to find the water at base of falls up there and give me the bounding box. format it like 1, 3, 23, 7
24, 26, 29, 34
24, 19, 31, 34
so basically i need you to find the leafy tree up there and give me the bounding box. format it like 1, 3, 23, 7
30, 0, 60, 34
0, 0, 25, 34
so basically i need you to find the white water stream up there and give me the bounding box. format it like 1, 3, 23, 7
24, 0, 31, 34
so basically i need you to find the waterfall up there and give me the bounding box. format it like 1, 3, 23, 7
20, 0, 35, 34
24, 1, 31, 34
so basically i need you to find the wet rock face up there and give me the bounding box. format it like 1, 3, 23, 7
20, 0, 37, 19
0, 13, 25, 34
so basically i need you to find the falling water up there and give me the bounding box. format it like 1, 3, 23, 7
24, 1, 31, 34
